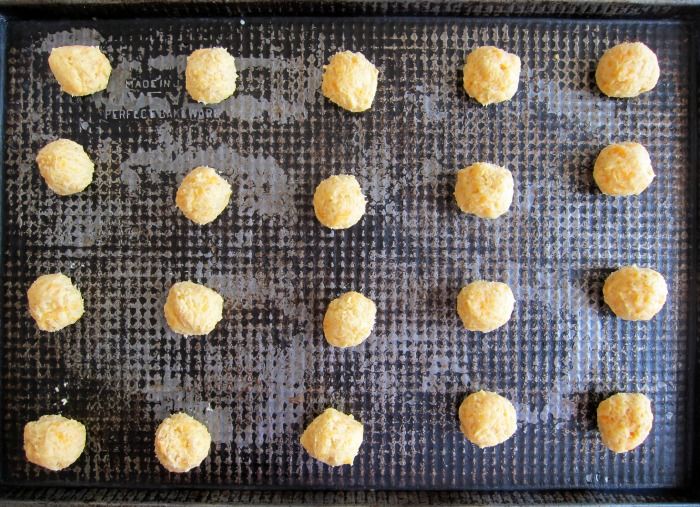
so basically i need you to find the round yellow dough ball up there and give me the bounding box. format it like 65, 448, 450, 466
27, 273, 85, 332
457, 281, 514, 332
323, 291, 377, 348
597, 393, 653, 453
594, 142, 654, 196
48, 45, 111, 96
36, 139, 94, 196
322, 51, 379, 112
155, 412, 211, 473
596, 42, 660, 98
454, 163, 514, 219
164, 281, 224, 335
300, 408, 363, 466
176, 166, 232, 225
459, 390, 517, 448
463, 46, 521, 106
313, 174, 366, 229
24, 414, 86, 471
186, 47, 238, 104
603, 265, 667, 321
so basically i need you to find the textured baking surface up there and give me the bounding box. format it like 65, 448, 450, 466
0, 18, 693, 490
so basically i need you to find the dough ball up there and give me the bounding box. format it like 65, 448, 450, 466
27, 273, 85, 332
594, 142, 654, 196
596, 42, 660, 98
176, 166, 232, 225
24, 414, 86, 471
48, 45, 111, 96
322, 51, 379, 112
323, 291, 377, 348
457, 281, 514, 332
36, 139, 94, 196
155, 412, 211, 473
164, 281, 224, 335
597, 393, 653, 453
463, 46, 521, 105
313, 174, 366, 229
186, 47, 238, 104
459, 390, 517, 448
454, 163, 514, 219
603, 265, 667, 321
300, 408, 363, 466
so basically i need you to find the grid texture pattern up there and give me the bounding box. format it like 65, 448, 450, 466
0, 18, 694, 490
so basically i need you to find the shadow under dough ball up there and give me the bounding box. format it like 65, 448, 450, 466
321, 50, 379, 112
602, 265, 667, 321
35, 139, 94, 196
155, 413, 212, 473
462, 46, 521, 105
185, 47, 238, 104
458, 390, 518, 448
597, 393, 653, 453
24, 415, 86, 471
300, 408, 364, 466
595, 42, 660, 98
48, 45, 112, 96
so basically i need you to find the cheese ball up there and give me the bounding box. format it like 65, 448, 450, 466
597, 393, 653, 453
24, 415, 86, 471
594, 142, 654, 196
36, 139, 94, 196
300, 408, 364, 466
457, 281, 515, 332
185, 47, 238, 104
27, 273, 85, 332
596, 42, 660, 98
155, 412, 211, 473
176, 166, 232, 225
323, 291, 377, 348
48, 45, 111, 96
463, 46, 521, 105
459, 390, 517, 448
313, 174, 366, 229
603, 265, 667, 321
164, 281, 224, 335
322, 51, 379, 112
454, 163, 514, 219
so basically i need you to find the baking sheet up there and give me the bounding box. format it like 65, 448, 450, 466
0, 17, 693, 490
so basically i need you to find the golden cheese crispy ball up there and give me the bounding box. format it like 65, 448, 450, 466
322, 51, 379, 112
155, 413, 211, 473
596, 42, 660, 98
300, 408, 363, 466
603, 265, 667, 321
454, 163, 514, 219
164, 281, 224, 335
457, 281, 514, 332
48, 45, 111, 96
313, 174, 366, 229
176, 166, 232, 225
24, 415, 86, 471
186, 47, 238, 104
597, 393, 653, 453
27, 273, 85, 332
323, 291, 377, 348
459, 390, 517, 448
594, 142, 654, 196
36, 139, 94, 196
463, 46, 521, 105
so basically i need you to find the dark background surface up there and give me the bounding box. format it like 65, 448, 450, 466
0, 2, 698, 505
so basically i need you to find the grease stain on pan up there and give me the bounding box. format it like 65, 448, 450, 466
119, 124, 297, 221
40, 28, 104, 52
144, 374, 234, 444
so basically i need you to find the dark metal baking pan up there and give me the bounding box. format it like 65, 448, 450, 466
0, 1, 698, 504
